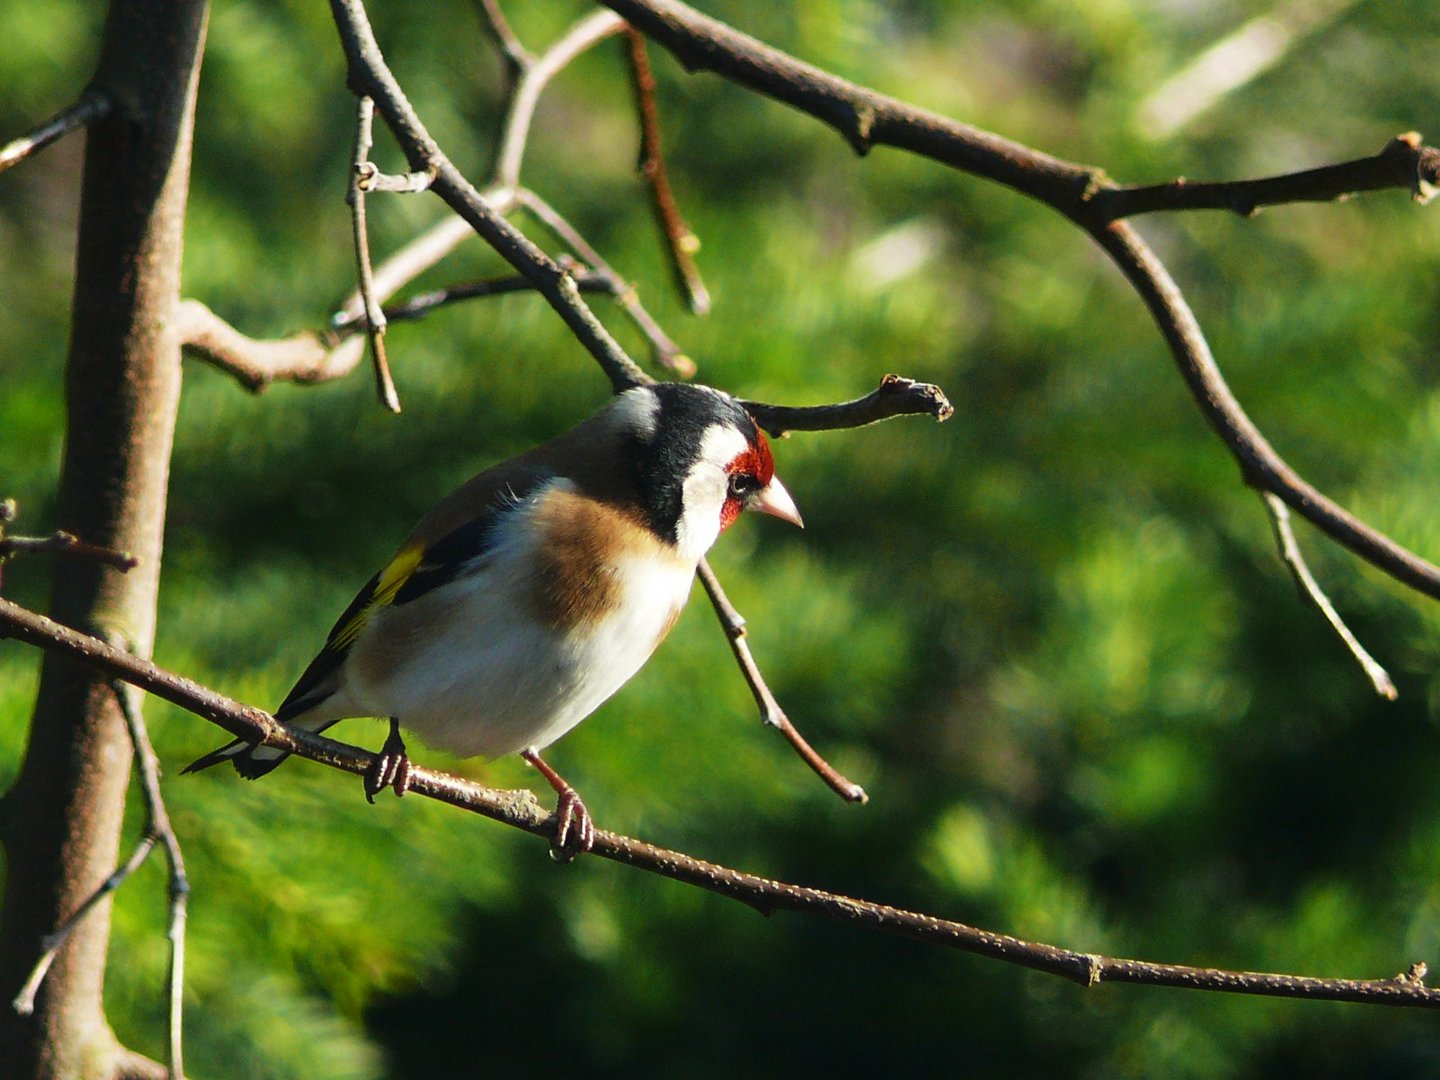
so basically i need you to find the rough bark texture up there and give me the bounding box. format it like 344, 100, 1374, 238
0, 2, 208, 1076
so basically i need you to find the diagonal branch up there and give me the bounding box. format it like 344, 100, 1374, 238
599, 0, 1440, 609
624, 28, 710, 314
1261, 492, 1396, 700
2, 594, 1437, 1010
697, 561, 867, 803
518, 189, 696, 376
331, 0, 650, 393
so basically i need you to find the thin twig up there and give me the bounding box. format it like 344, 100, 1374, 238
624, 28, 710, 314
348, 95, 402, 413
113, 682, 189, 1080
743, 373, 953, 436
519, 189, 696, 376
332, 265, 616, 333
12, 835, 158, 1016
3, 594, 1437, 1010
697, 560, 868, 804
471, 0, 533, 76
331, 0, 651, 393
1262, 492, 1397, 700
0, 499, 139, 591
1093, 133, 1440, 218
0, 90, 112, 175
494, 11, 626, 189
0, 532, 138, 572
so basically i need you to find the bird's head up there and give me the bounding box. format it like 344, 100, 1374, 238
617, 383, 802, 562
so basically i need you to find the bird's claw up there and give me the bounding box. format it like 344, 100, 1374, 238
365, 723, 411, 803
548, 788, 595, 863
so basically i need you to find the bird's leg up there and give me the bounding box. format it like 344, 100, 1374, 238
364, 717, 411, 803
521, 748, 595, 860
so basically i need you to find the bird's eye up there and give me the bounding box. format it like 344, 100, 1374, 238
727, 473, 759, 499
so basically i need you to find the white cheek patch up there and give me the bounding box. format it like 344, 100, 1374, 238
672, 424, 750, 562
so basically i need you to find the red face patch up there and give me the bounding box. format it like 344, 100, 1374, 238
719, 432, 775, 532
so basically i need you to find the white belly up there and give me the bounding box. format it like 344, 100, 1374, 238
341, 546, 695, 760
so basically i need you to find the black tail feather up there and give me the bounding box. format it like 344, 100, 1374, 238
182, 739, 292, 780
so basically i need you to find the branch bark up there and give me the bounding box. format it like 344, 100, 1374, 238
0, 2, 208, 1076
2, 594, 1436, 1012
598, 0, 1440, 604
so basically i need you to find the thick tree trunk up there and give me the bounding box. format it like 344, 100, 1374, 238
0, 2, 208, 1076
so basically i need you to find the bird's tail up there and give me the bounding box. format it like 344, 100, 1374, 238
182, 705, 341, 780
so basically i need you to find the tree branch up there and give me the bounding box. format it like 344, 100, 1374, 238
347, 95, 402, 413
2, 593, 1437, 1010
696, 560, 867, 803
0, 499, 139, 590
599, 0, 1440, 611
624, 28, 710, 314
742, 373, 953, 436
0, 90, 112, 175
517, 188, 696, 376
1093, 132, 1440, 219
331, 0, 651, 393
177, 300, 366, 391
1261, 492, 1396, 700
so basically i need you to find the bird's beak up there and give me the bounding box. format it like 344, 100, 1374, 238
750, 475, 804, 528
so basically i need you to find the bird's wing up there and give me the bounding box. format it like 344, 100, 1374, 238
274, 469, 554, 721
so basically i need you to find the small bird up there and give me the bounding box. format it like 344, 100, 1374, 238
185, 383, 802, 855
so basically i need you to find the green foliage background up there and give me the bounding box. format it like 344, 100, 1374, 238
4, 1, 1440, 1075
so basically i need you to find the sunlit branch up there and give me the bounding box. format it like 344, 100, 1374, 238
114, 683, 189, 1080
0, 499, 138, 591
1093, 133, 1440, 218
10, 679, 189, 1073
600, 0, 1440, 620
1261, 492, 1397, 700
743, 374, 953, 436
696, 561, 867, 804
3, 594, 1437, 1011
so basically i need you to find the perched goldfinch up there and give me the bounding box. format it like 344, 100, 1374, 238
185, 383, 802, 853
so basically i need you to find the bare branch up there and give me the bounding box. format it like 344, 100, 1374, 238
697, 561, 867, 804
470, 0, 534, 77
12, 833, 157, 1016
742, 374, 953, 436
1094, 133, 1440, 219
518, 189, 696, 376
1092, 221, 1440, 602
332, 265, 617, 333
330, 0, 651, 393
347, 96, 402, 413
3, 593, 1438, 1011
112, 683, 189, 1079
624, 28, 710, 314
1262, 493, 1397, 700
0, 500, 139, 591
0, 90, 112, 175
494, 10, 626, 189
177, 300, 366, 391
602, 0, 1440, 612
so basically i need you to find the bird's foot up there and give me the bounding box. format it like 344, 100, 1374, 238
522, 748, 595, 862
365, 719, 411, 803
